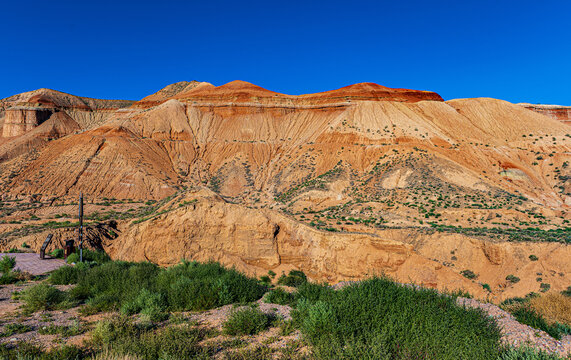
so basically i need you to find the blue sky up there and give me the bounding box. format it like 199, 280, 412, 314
1, 0, 570, 104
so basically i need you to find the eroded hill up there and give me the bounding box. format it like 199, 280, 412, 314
0, 81, 569, 300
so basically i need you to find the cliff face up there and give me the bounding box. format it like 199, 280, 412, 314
0, 88, 134, 137
1, 107, 53, 137
518, 103, 571, 126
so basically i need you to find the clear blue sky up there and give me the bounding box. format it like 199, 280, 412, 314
1, 0, 570, 104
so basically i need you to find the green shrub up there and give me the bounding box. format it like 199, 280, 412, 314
295, 281, 334, 304
69, 260, 265, 315
66, 253, 80, 264
0, 256, 16, 274
223, 307, 275, 336
50, 248, 64, 259
21, 283, 67, 312
292, 277, 502, 359
91, 317, 209, 360
0, 323, 32, 336
540, 283, 551, 292
49, 262, 91, 285
0, 343, 85, 360
277, 270, 307, 287
529, 254, 539, 261
37, 322, 83, 337
0, 273, 16, 285
81, 249, 111, 264
263, 288, 296, 305
482, 283, 491, 292
562, 286, 571, 297
120, 288, 168, 322
506, 274, 520, 283
461, 269, 478, 279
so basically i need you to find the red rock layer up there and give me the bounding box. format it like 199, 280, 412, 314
518, 103, 571, 126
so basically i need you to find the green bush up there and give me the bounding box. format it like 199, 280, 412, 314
66, 253, 80, 264
0, 256, 16, 274
222, 307, 275, 336
120, 288, 168, 322
50, 248, 64, 259
506, 274, 520, 283
461, 269, 478, 279
529, 254, 539, 261
68, 260, 266, 316
263, 288, 296, 305
21, 283, 67, 312
91, 317, 209, 360
277, 270, 307, 287
49, 262, 91, 285
295, 281, 334, 304
81, 249, 111, 264
292, 277, 502, 359
562, 286, 571, 297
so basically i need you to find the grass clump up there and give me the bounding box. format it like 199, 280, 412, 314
91, 316, 210, 360
20, 283, 67, 312
0, 343, 85, 360
277, 270, 307, 287
0, 323, 32, 337
500, 346, 568, 359
292, 277, 502, 359
263, 288, 296, 306
222, 307, 275, 336
49, 262, 91, 285
510, 305, 570, 340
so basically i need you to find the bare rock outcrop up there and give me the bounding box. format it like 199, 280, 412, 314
519, 103, 571, 126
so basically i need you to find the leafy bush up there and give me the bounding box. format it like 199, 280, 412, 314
222, 307, 275, 336
292, 277, 502, 359
0, 256, 16, 274
461, 269, 478, 279
91, 316, 209, 360
68, 260, 266, 316
277, 270, 307, 287
506, 274, 520, 283
540, 283, 551, 292
562, 286, 571, 297
66, 253, 80, 264
120, 288, 168, 322
21, 283, 67, 312
50, 248, 64, 259
82, 249, 111, 264
49, 262, 91, 285
295, 281, 334, 304
263, 288, 296, 305
529, 254, 539, 261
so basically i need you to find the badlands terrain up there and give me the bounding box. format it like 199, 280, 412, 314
0, 80, 569, 301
